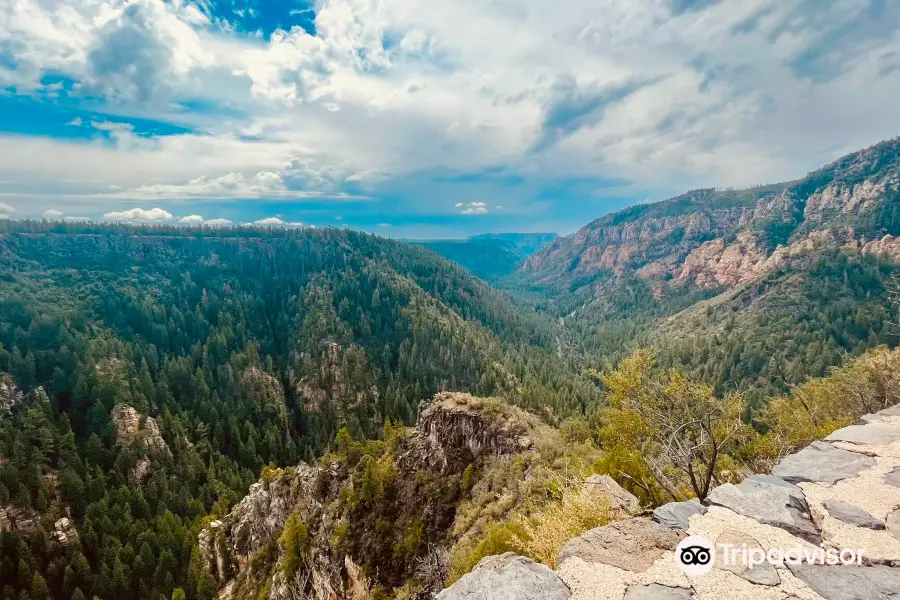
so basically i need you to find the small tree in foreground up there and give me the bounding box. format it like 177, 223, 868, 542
593, 349, 746, 502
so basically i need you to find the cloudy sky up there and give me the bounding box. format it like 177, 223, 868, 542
0, 0, 898, 237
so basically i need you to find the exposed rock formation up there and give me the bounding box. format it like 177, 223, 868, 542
583, 474, 640, 513
51, 517, 79, 545
111, 403, 167, 452
0, 373, 24, 413
200, 392, 558, 600
0, 504, 39, 535
674, 232, 769, 287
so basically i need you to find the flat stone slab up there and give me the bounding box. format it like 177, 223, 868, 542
825, 424, 900, 446
772, 441, 875, 485
557, 517, 683, 572
885, 467, 900, 488
786, 563, 900, 600
714, 530, 780, 586
435, 553, 570, 600
652, 502, 707, 531
706, 475, 820, 543
824, 500, 885, 530
623, 583, 693, 600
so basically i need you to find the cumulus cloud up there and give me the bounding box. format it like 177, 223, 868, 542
42, 209, 65, 220
204, 218, 233, 226
179, 214, 204, 223
104, 207, 174, 221
1, 0, 899, 230
253, 217, 304, 227
458, 201, 488, 215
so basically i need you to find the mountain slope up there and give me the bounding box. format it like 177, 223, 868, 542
516, 137, 900, 399
0, 223, 598, 600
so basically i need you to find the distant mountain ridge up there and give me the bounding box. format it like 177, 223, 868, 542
521, 138, 900, 294
412, 232, 558, 280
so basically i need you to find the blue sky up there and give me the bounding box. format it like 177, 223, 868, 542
0, 0, 898, 238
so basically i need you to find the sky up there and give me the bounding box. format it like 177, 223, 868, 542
0, 0, 898, 238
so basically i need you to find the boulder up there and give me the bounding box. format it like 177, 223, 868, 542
706, 475, 820, 544
583, 474, 640, 513
771, 441, 874, 486
824, 501, 885, 530
435, 553, 570, 600
652, 502, 707, 531
786, 563, 900, 600
623, 584, 693, 600
557, 517, 683, 572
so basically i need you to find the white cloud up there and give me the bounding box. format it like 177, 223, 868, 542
204, 218, 233, 226
253, 217, 304, 227
66, 117, 83, 127
104, 207, 174, 220
459, 201, 488, 215
179, 214, 204, 223
64, 216, 91, 222
1, 0, 899, 227
0, 202, 13, 214
42, 209, 65, 220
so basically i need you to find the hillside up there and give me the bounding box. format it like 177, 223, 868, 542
413, 233, 557, 280
517, 137, 900, 399
0, 223, 599, 600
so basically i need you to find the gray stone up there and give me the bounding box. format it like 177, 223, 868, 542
825, 424, 900, 446
557, 517, 683, 572
714, 530, 780, 586
888, 508, 900, 541
706, 476, 820, 544
885, 467, 900, 488
786, 563, 900, 600
583, 474, 640, 513
824, 500, 885, 530
435, 553, 570, 600
772, 441, 875, 485
623, 583, 693, 600
652, 502, 707, 531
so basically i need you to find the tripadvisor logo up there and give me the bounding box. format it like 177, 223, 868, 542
674, 534, 866, 576
675, 536, 715, 576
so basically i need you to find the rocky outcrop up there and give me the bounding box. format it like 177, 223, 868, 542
557, 518, 683, 572
414, 393, 537, 470
860, 234, 900, 262
435, 553, 570, 600
674, 232, 769, 287
0, 373, 24, 413
583, 474, 640, 513
51, 517, 79, 545
111, 403, 167, 452
241, 366, 288, 425
200, 392, 554, 600
0, 504, 39, 535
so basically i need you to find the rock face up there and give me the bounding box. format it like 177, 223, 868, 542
202, 392, 559, 600
557, 517, 683, 572
416, 393, 536, 469
435, 553, 570, 600
521, 138, 900, 296
705, 474, 820, 543
111, 403, 167, 452
0, 505, 38, 535
771, 441, 874, 485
